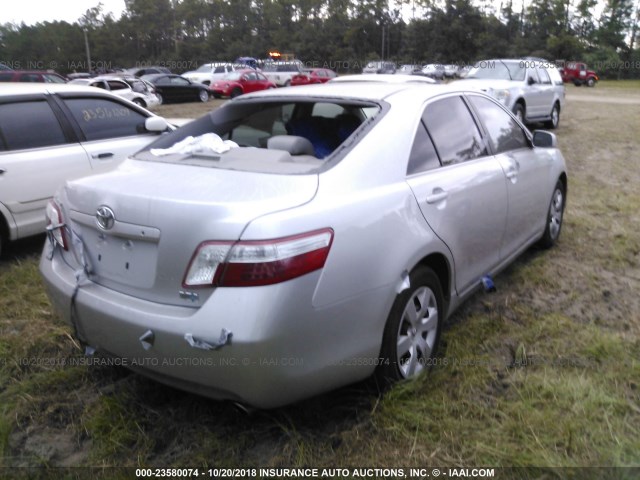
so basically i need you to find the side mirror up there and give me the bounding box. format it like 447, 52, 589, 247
145, 116, 169, 132
532, 130, 557, 148
528, 76, 536, 85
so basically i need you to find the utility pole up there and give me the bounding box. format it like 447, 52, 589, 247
83, 29, 92, 73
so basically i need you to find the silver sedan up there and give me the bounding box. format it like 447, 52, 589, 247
40, 82, 567, 408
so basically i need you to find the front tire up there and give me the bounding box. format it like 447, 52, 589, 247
513, 103, 525, 124
586, 77, 596, 87
376, 266, 444, 385
198, 90, 209, 103
132, 98, 145, 108
538, 179, 566, 249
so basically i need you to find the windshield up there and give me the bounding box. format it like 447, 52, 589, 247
466, 61, 525, 81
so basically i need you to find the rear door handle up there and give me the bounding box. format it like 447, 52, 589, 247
426, 190, 449, 204
92, 152, 114, 159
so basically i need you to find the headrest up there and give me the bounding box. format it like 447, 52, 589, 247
267, 135, 316, 156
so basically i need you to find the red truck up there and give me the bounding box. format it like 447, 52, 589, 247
560, 62, 599, 87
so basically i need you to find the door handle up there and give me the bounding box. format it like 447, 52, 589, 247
505, 157, 519, 179
92, 152, 114, 159
426, 190, 449, 204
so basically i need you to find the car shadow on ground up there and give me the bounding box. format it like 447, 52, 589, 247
0, 234, 46, 270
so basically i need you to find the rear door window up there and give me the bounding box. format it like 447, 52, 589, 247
0, 101, 67, 150
63, 97, 148, 141
536, 67, 552, 84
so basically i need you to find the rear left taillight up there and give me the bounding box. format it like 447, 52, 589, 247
45, 200, 67, 250
183, 228, 334, 288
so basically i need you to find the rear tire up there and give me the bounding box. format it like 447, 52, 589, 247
538, 179, 565, 249
376, 266, 444, 386
544, 103, 560, 129
0, 216, 7, 258
156, 93, 164, 105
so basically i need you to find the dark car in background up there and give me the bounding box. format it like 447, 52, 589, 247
141, 73, 210, 103
0, 70, 67, 83
126, 66, 171, 78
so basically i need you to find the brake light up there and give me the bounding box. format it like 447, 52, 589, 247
45, 200, 67, 250
183, 228, 333, 288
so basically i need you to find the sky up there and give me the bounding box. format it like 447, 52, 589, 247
2, 0, 126, 26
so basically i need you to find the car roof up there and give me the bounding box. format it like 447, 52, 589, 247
239, 81, 464, 102
330, 74, 436, 84
140, 73, 176, 80
0, 82, 108, 96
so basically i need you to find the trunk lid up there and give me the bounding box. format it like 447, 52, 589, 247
62, 159, 318, 306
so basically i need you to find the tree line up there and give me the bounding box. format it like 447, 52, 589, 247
1, 0, 639, 79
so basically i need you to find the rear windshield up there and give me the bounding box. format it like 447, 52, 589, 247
136, 99, 382, 174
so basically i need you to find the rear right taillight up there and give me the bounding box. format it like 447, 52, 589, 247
45, 200, 67, 250
183, 228, 334, 288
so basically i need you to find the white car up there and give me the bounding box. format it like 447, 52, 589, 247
453, 59, 565, 128
182, 63, 239, 86
0, 83, 170, 256
69, 76, 160, 109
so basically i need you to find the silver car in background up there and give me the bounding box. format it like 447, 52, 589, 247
454, 59, 565, 128
40, 83, 567, 408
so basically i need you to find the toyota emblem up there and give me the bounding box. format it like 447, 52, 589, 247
96, 206, 115, 230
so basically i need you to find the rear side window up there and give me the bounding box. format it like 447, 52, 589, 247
0, 101, 67, 150
63, 97, 148, 141
423, 96, 486, 165
468, 95, 529, 155
407, 122, 440, 175
107, 80, 128, 90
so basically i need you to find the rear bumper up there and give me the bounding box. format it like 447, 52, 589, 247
40, 241, 384, 408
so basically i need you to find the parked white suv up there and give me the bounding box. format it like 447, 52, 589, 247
182, 63, 239, 86
262, 61, 304, 86
0, 83, 170, 256
454, 59, 565, 128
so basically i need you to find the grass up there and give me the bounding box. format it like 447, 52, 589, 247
1, 83, 639, 474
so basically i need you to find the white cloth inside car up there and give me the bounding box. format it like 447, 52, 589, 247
151, 133, 239, 156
